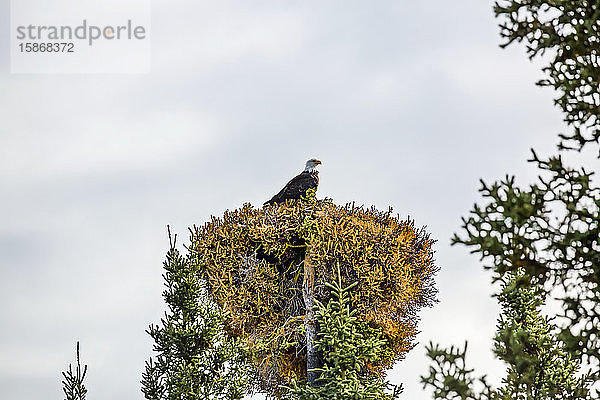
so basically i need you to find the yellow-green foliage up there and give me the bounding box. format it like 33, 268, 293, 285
189, 196, 438, 395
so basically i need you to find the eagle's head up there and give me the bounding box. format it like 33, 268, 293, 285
304, 158, 322, 173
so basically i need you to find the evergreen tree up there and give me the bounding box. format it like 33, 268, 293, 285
62, 342, 88, 400
287, 271, 403, 400
494, 0, 600, 150
493, 272, 588, 399
141, 229, 251, 400
422, 0, 600, 398
422, 270, 589, 399
422, 341, 492, 400
492, 1, 600, 370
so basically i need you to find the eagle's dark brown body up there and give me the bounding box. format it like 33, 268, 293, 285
264, 170, 319, 205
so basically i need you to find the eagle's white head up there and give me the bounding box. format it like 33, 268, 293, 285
304, 158, 322, 173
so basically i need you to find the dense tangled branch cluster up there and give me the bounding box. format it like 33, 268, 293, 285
495, 0, 600, 150
190, 196, 438, 396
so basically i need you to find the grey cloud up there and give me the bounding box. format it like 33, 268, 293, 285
0, 1, 580, 399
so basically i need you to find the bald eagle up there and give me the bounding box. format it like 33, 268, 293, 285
264, 159, 322, 205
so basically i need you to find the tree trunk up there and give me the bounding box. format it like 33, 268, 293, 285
303, 252, 319, 386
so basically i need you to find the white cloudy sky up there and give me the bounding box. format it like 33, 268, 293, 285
0, 0, 586, 399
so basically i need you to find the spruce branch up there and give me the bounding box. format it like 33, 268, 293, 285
424, 2, 599, 397
141, 226, 251, 400
62, 341, 88, 400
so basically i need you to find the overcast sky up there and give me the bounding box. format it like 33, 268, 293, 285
0, 0, 585, 399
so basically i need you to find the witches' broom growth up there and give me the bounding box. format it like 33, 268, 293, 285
190, 193, 438, 397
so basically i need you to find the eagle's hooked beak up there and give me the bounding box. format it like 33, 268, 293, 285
315, 160, 322, 165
